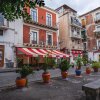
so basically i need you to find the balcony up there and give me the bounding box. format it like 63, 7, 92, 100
94, 27, 100, 37
71, 16, 82, 28
71, 44, 83, 50
0, 14, 9, 30
81, 30, 87, 42
95, 15, 100, 23
70, 33, 82, 39
24, 20, 58, 31
24, 39, 58, 49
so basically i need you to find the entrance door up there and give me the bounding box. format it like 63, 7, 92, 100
0, 45, 4, 67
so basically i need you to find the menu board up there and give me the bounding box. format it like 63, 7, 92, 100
0, 51, 2, 61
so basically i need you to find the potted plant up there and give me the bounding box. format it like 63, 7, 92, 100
42, 55, 51, 83
86, 66, 91, 74
92, 62, 100, 72
82, 55, 88, 66
60, 59, 70, 79
75, 55, 82, 76
16, 65, 33, 88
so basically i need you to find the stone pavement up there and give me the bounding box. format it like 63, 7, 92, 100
0, 67, 86, 89
0, 72, 100, 100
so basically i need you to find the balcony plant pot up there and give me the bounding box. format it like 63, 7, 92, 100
16, 65, 33, 88
86, 67, 91, 74
59, 59, 70, 79
61, 71, 68, 79
16, 77, 27, 88
42, 72, 50, 83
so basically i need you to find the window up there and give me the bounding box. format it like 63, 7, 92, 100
97, 25, 100, 30
71, 27, 74, 33
77, 29, 80, 35
96, 13, 100, 20
46, 33, 52, 45
30, 31, 38, 44
31, 9, 37, 22
72, 39, 74, 42
0, 30, 3, 36
78, 41, 80, 44
83, 43, 86, 50
46, 13, 52, 26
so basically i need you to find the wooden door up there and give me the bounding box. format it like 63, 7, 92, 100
0, 45, 4, 67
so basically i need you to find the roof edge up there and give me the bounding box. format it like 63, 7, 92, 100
79, 7, 100, 17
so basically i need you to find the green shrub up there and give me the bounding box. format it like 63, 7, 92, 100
60, 59, 70, 72
92, 62, 100, 68
16, 65, 33, 78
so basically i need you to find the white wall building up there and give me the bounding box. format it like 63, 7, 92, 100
0, 14, 23, 68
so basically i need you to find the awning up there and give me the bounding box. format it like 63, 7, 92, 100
17, 47, 70, 58
17, 48, 38, 57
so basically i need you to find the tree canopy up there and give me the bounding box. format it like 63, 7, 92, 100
0, 0, 45, 21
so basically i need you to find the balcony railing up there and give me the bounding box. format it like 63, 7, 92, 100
70, 33, 82, 39
24, 20, 58, 31
71, 16, 82, 28
0, 14, 9, 29
71, 44, 83, 50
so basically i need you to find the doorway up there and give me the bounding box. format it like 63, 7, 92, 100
0, 45, 4, 67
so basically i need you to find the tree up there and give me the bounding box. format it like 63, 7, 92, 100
0, 0, 45, 21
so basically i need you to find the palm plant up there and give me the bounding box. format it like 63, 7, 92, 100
43, 54, 51, 73
76, 55, 82, 69
60, 59, 70, 72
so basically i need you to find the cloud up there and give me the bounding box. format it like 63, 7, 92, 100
45, 0, 100, 15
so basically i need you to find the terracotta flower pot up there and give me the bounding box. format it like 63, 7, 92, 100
86, 68, 91, 74
16, 78, 26, 88
61, 71, 68, 79
42, 72, 50, 83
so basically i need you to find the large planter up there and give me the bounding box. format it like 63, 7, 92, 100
16, 77, 26, 88
86, 68, 91, 74
93, 67, 98, 72
61, 71, 68, 79
75, 69, 81, 76
42, 72, 50, 83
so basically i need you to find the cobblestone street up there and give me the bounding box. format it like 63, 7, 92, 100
0, 71, 100, 100
0, 67, 86, 89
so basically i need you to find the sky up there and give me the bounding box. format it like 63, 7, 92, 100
45, 0, 100, 15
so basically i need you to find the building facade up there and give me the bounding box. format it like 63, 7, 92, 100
0, 14, 23, 68
80, 7, 100, 61
23, 6, 58, 48
16, 6, 59, 67
0, 6, 59, 68
56, 4, 83, 62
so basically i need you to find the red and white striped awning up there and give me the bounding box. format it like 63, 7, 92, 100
17, 47, 70, 58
